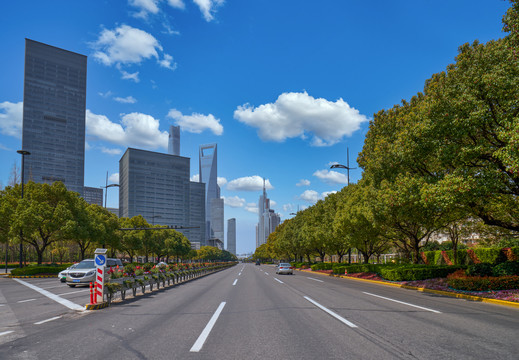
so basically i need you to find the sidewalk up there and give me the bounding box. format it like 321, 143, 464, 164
0, 268, 12, 277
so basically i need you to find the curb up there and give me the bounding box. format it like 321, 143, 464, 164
85, 302, 109, 310
295, 269, 519, 309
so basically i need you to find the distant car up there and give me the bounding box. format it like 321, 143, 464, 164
65, 258, 123, 287
58, 263, 77, 282
276, 263, 293, 275
255, 260, 261, 265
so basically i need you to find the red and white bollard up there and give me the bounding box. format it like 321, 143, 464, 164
89, 282, 95, 304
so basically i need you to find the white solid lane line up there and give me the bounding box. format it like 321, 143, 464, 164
307, 277, 324, 282
17, 298, 37, 303
274, 278, 284, 284
363, 292, 441, 314
34, 316, 62, 325
233, 279, 238, 286
190, 302, 226, 352
304, 296, 357, 328
13, 279, 85, 312
0, 331, 14, 337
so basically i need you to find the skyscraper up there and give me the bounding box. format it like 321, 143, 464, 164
168, 125, 180, 156
199, 143, 224, 243
21, 39, 87, 196
119, 148, 205, 245
227, 218, 236, 255
256, 179, 280, 248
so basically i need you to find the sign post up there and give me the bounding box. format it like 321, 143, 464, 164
94, 248, 107, 304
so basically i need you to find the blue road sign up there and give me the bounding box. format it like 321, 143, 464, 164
95, 254, 106, 266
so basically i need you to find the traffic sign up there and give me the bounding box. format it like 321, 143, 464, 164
95, 254, 106, 266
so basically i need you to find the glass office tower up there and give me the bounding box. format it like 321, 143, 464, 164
227, 218, 236, 255
199, 144, 223, 243
119, 148, 205, 245
21, 39, 87, 196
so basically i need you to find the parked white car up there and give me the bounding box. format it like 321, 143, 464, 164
58, 263, 77, 282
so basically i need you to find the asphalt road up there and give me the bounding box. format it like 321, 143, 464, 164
1, 264, 518, 359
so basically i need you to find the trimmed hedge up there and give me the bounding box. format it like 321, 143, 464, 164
310, 263, 335, 271
492, 261, 519, 276
10, 264, 70, 276
379, 265, 465, 281
473, 248, 503, 264
447, 274, 519, 291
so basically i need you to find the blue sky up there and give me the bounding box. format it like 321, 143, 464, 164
0, 0, 511, 254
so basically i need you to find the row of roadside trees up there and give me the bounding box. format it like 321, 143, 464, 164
256, 1, 519, 264
0, 181, 236, 265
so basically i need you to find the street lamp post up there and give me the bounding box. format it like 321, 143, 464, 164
330, 147, 356, 264
102, 172, 120, 208
17, 150, 31, 268
330, 147, 356, 186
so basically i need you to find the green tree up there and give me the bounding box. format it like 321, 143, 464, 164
9, 182, 76, 264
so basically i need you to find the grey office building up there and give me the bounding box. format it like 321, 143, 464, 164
227, 218, 236, 255
168, 125, 180, 156
21, 39, 87, 196
83, 186, 103, 206
119, 148, 205, 245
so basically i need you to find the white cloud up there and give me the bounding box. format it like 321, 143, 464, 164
234, 91, 368, 146
193, 0, 225, 22
190, 174, 199, 182
313, 169, 349, 185
114, 96, 137, 104
299, 190, 320, 204
129, 0, 160, 18
109, 173, 120, 184
0, 101, 23, 138
158, 54, 177, 70
299, 190, 338, 204
227, 176, 273, 192
296, 179, 310, 187
99, 90, 113, 98
86, 109, 168, 150
270, 200, 277, 208
167, 109, 223, 135
121, 70, 140, 83
92, 25, 163, 66
217, 177, 227, 186
245, 203, 259, 214
223, 195, 245, 208
101, 147, 122, 155
167, 0, 185, 9
322, 191, 337, 198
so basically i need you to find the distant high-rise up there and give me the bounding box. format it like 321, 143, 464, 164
119, 148, 205, 245
168, 125, 180, 156
83, 186, 103, 206
227, 218, 236, 255
199, 144, 223, 243
256, 179, 280, 248
21, 39, 87, 196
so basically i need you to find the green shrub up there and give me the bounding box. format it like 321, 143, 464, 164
492, 261, 519, 276
473, 248, 502, 264
433, 251, 445, 265
466, 263, 494, 277
423, 251, 436, 265
10, 265, 69, 276
380, 265, 464, 281
310, 263, 334, 271
444, 249, 469, 265
447, 274, 519, 291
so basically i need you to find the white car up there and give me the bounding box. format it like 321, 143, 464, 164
58, 263, 77, 282
276, 263, 294, 275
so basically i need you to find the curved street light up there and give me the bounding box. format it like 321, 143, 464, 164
330, 147, 356, 185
